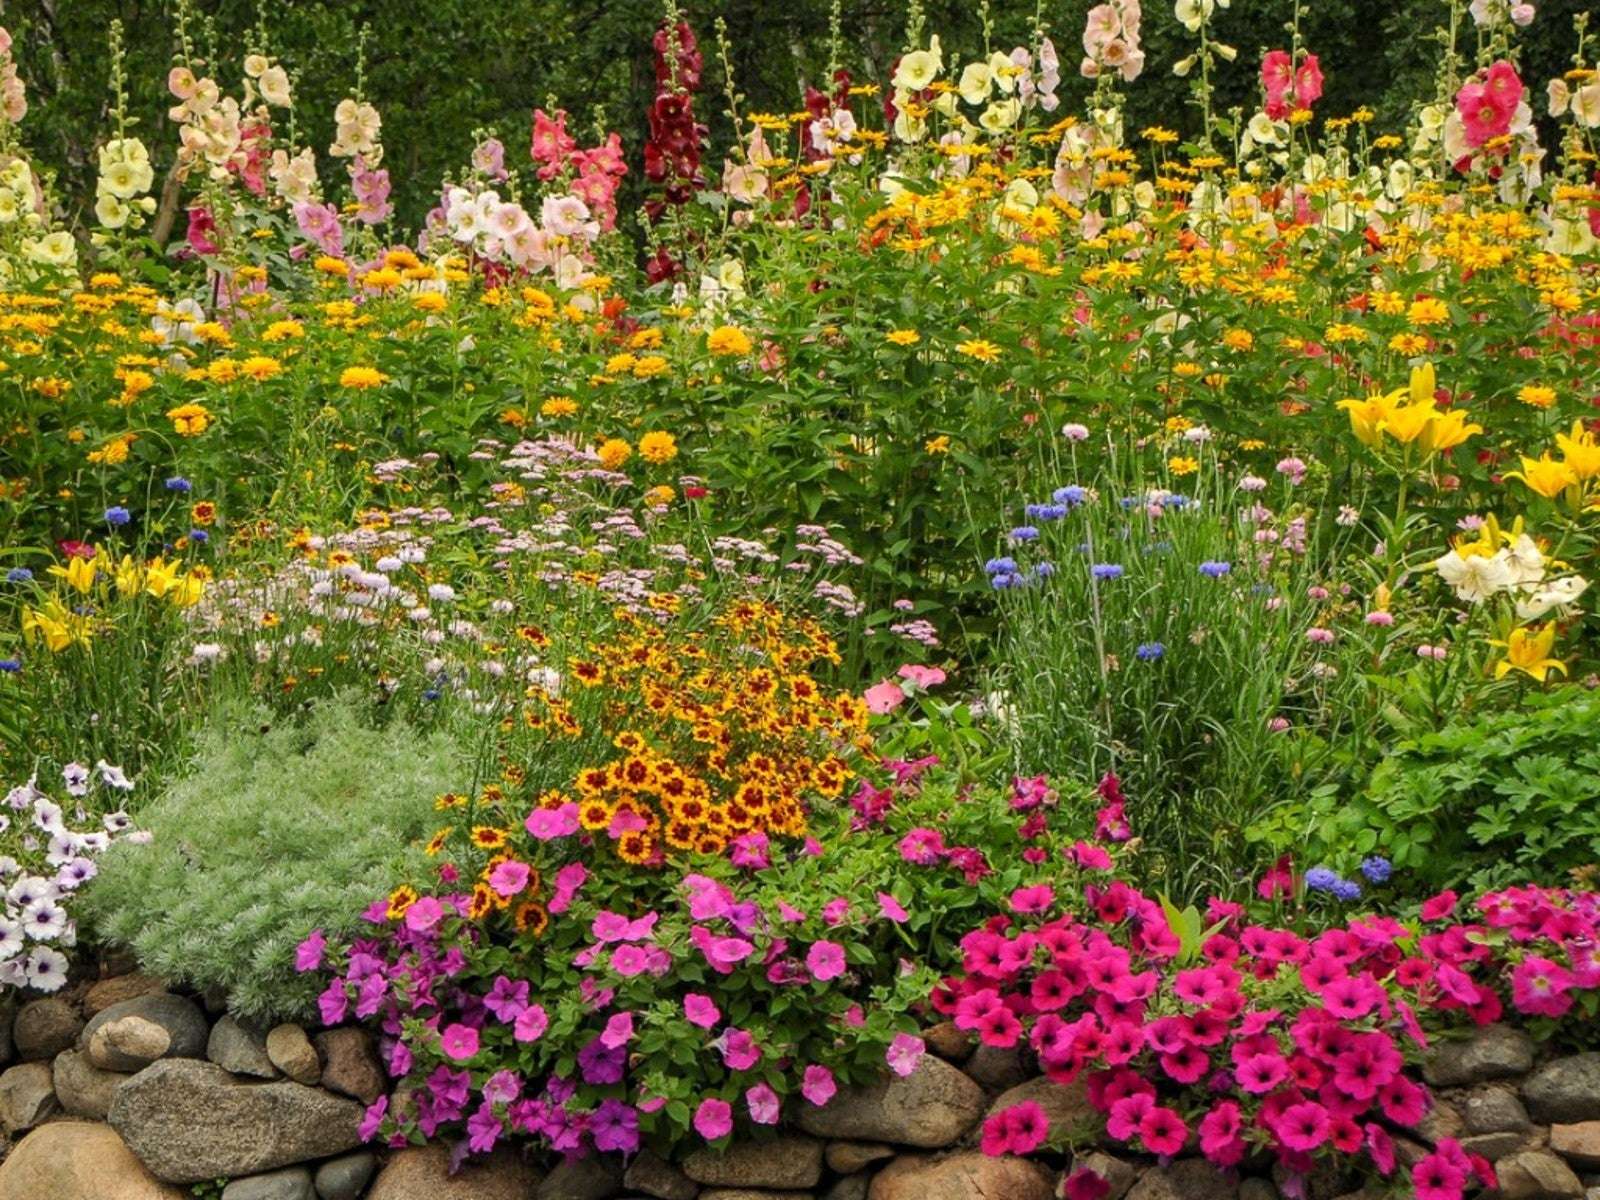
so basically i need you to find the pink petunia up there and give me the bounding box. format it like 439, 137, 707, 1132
684, 993, 721, 1028
806, 940, 848, 981
693, 1097, 733, 1141
440, 1023, 480, 1062
513, 1004, 548, 1043
885, 1033, 925, 1077
801, 1064, 837, 1106
746, 1083, 780, 1125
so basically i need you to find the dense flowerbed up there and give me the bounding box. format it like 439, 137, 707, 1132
1, 1, 1599, 1197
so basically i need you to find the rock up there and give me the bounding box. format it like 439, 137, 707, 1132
1466, 1086, 1532, 1135
823, 1178, 869, 1200
921, 1023, 973, 1064
1424, 1025, 1535, 1088
1073, 1153, 1139, 1200
0, 995, 15, 1066
222, 1167, 317, 1200
623, 1150, 699, 1200
1496, 1150, 1584, 1199
797, 1057, 985, 1148
1527, 1057, 1600, 1124
1126, 1161, 1239, 1200
536, 1153, 623, 1199
266, 1024, 322, 1086
825, 1143, 894, 1174
208, 1016, 280, 1079
701, 1192, 813, 1200
368, 1145, 541, 1200
868, 1152, 1054, 1200
12, 997, 84, 1061
0, 1061, 57, 1132
109, 1058, 363, 1183
1413, 1099, 1464, 1146
1461, 1131, 1536, 1161
82, 994, 208, 1072
1553, 1124, 1600, 1170
314, 1152, 379, 1200
84, 973, 169, 1015
0, 1119, 185, 1199
985, 1076, 1096, 1136
52, 1048, 125, 1120
1239, 1181, 1277, 1200
683, 1135, 823, 1190
314, 1028, 384, 1104
963, 1045, 1030, 1091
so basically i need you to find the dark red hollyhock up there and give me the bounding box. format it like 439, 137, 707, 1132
642, 19, 708, 280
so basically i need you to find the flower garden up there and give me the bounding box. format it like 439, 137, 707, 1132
1, 1, 1599, 1198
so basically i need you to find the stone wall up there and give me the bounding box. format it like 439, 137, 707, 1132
2, 977, 1600, 1200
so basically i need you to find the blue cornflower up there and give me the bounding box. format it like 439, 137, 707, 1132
1025, 503, 1069, 521
1035, 562, 1055, 578
1166, 494, 1190, 510
1119, 495, 1139, 509
5, 568, 33, 583
1091, 563, 1124, 580
164, 477, 193, 492
1304, 866, 1341, 893
1052, 485, 1088, 507
0, 658, 20, 673
1009, 525, 1040, 543
104, 506, 131, 527
990, 571, 1024, 590
1359, 856, 1392, 884
189, 529, 210, 544
1331, 879, 1363, 902
984, 557, 1018, 576
1135, 642, 1165, 661
1199, 560, 1232, 578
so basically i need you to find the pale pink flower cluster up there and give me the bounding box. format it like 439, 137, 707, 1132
1080, 0, 1145, 83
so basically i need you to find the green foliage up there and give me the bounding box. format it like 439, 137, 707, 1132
1303, 688, 1600, 894
83, 694, 464, 1019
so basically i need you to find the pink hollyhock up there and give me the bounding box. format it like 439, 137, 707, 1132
801, 1064, 837, 1106
1294, 54, 1324, 109
897, 663, 947, 689
1261, 49, 1293, 119
693, 1097, 733, 1141
440, 1023, 480, 1062
864, 678, 906, 715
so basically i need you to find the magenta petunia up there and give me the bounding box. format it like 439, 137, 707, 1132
806, 939, 847, 982
693, 1097, 733, 1141
439, 1023, 480, 1062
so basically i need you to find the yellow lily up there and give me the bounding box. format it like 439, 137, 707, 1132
170, 573, 206, 608
1491, 622, 1567, 683
21, 599, 92, 653
1555, 420, 1600, 481
1419, 408, 1481, 454
143, 557, 181, 600
1377, 398, 1440, 445
1409, 361, 1436, 405
46, 555, 98, 595
1337, 389, 1401, 447
114, 554, 144, 599
1505, 453, 1579, 501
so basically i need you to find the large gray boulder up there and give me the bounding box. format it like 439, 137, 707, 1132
109, 1058, 364, 1183
796, 1058, 985, 1148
